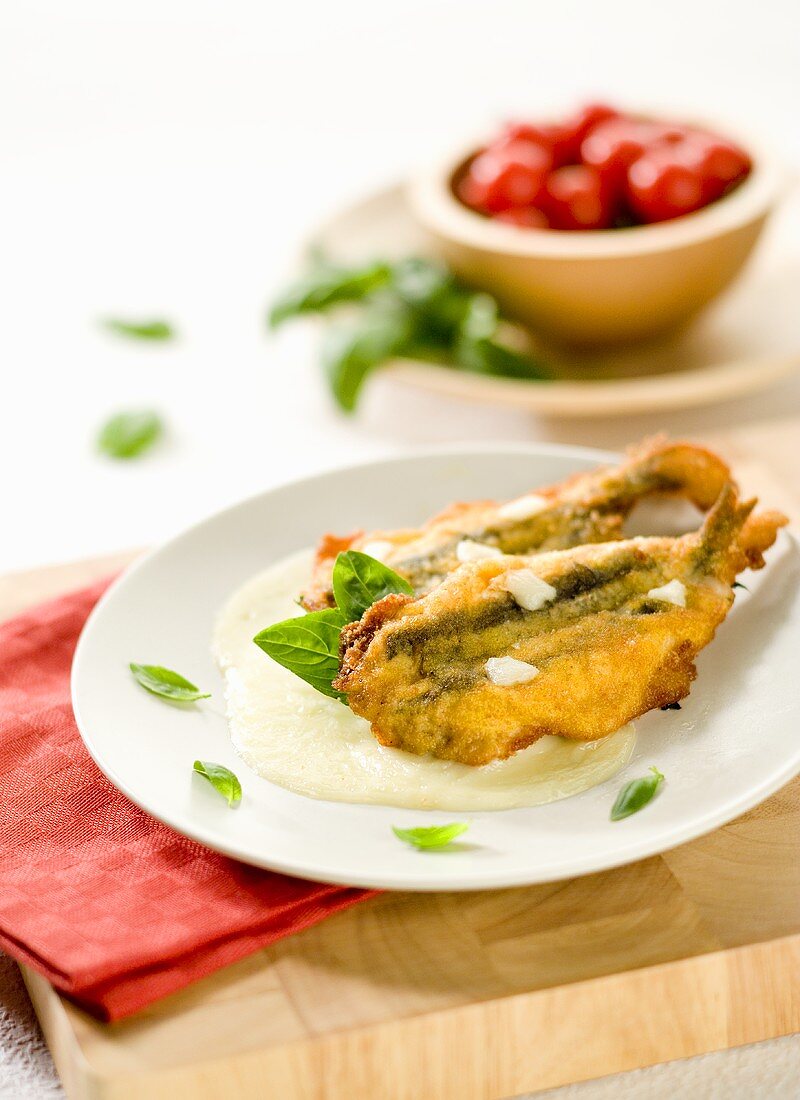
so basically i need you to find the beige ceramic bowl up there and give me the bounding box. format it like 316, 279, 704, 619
408, 127, 783, 346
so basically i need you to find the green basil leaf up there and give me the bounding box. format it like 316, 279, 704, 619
392, 259, 461, 324
97, 409, 163, 459
391, 258, 486, 346
130, 663, 211, 702
322, 307, 415, 412
269, 261, 392, 328
458, 293, 500, 341
455, 336, 549, 381
332, 550, 414, 623
733, 581, 749, 591
390, 257, 454, 306
392, 822, 469, 850
103, 318, 174, 340
193, 760, 242, 806
610, 766, 665, 821
253, 608, 346, 699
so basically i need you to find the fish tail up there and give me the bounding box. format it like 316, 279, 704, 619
581, 436, 732, 515
737, 508, 789, 571
691, 482, 755, 575
621, 436, 732, 511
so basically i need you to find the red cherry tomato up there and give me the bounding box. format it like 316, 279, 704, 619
464, 140, 551, 212
702, 138, 750, 187
499, 121, 555, 154
574, 102, 620, 138
679, 132, 752, 200
456, 173, 489, 210
494, 206, 550, 228
581, 119, 669, 187
552, 102, 619, 164
543, 165, 615, 230
625, 148, 706, 223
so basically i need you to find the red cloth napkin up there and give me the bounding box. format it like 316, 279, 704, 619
0, 579, 372, 1021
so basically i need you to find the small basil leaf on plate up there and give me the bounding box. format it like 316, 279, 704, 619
392, 823, 469, 850
103, 318, 174, 340
610, 766, 665, 821
269, 261, 392, 328
733, 581, 749, 591
130, 663, 211, 702
332, 550, 413, 623
322, 306, 416, 412
253, 608, 347, 700
193, 760, 242, 807
97, 410, 163, 459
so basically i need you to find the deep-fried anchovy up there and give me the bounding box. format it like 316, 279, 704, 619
335, 484, 786, 765
302, 436, 731, 610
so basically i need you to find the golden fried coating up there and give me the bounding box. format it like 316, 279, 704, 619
302, 436, 731, 610
335, 485, 787, 765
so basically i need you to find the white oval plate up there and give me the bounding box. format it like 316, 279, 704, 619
72, 445, 800, 892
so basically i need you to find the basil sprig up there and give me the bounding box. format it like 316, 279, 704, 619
193, 760, 242, 807
392, 822, 469, 850
97, 409, 163, 459
254, 551, 412, 700
610, 766, 665, 821
130, 663, 210, 702
269, 256, 548, 411
103, 318, 174, 340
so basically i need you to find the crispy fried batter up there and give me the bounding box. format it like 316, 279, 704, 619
303, 436, 731, 610
335, 485, 787, 765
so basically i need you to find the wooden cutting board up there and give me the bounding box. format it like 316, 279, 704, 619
10, 418, 800, 1100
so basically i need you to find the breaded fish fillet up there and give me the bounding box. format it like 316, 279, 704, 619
302, 437, 730, 610
335, 485, 787, 765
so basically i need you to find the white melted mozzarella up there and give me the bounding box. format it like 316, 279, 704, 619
485, 655, 540, 685
213, 550, 636, 811
456, 538, 503, 562
646, 579, 687, 607
360, 539, 393, 563
502, 568, 557, 611
497, 493, 549, 520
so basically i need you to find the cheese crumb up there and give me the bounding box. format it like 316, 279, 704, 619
485, 656, 540, 686
498, 493, 549, 521
456, 539, 503, 562
503, 568, 557, 611
360, 540, 393, 564
646, 579, 687, 607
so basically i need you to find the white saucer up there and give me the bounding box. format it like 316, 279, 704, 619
307, 185, 800, 417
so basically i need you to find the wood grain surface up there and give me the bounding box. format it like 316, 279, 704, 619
13, 417, 800, 1099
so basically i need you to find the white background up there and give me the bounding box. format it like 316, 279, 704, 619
2, 0, 800, 575
1, 3, 800, 1095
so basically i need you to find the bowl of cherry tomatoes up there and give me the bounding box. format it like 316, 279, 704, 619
409, 104, 782, 346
